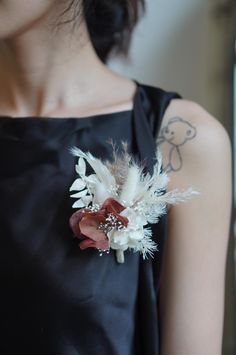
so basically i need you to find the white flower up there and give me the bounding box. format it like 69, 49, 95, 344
69, 141, 200, 263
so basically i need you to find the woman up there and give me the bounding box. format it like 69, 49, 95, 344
0, 1, 232, 354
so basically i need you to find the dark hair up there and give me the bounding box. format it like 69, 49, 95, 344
56, 0, 145, 62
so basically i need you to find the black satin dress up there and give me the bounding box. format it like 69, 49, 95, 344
0, 82, 182, 355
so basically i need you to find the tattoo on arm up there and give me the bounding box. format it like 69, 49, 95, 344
156, 116, 197, 173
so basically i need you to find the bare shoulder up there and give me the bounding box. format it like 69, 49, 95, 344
158, 99, 232, 354
156, 98, 232, 189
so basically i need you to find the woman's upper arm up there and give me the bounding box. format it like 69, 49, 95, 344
157, 99, 232, 355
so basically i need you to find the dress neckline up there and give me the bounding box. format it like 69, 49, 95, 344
0, 80, 140, 123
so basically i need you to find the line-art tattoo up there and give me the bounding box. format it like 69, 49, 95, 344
156, 116, 197, 173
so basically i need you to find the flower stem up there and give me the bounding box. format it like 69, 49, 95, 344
116, 250, 125, 263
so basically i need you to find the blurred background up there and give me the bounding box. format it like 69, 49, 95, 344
108, 0, 236, 354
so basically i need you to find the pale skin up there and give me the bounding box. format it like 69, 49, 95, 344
0, 1, 232, 355
158, 102, 232, 355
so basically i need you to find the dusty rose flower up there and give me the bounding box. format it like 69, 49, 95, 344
69, 198, 128, 251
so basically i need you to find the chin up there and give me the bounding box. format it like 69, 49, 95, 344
0, 28, 19, 41
0, 18, 42, 41
0, 15, 35, 40
0, 1, 56, 41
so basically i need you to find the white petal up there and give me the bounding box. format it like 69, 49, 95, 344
81, 195, 92, 206
128, 230, 144, 241
70, 189, 88, 198
72, 199, 85, 208
75, 157, 86, 175
112, 232, 129, 245
126, 239, 140, 249
69, 178, 86, 191
86, 174, 99, 184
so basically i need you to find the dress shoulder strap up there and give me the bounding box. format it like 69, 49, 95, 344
133, 81, 182, 174
132, 83, 183, 354
137, 83, 183, 139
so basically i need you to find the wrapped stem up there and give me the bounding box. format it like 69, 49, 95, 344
116, 249, 125, 264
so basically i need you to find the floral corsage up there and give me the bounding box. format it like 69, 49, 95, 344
69, 142, 199, 263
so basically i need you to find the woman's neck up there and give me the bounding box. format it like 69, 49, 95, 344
0, 17, 113, 117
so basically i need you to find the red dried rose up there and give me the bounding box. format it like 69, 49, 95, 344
69, 198, 128, 251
